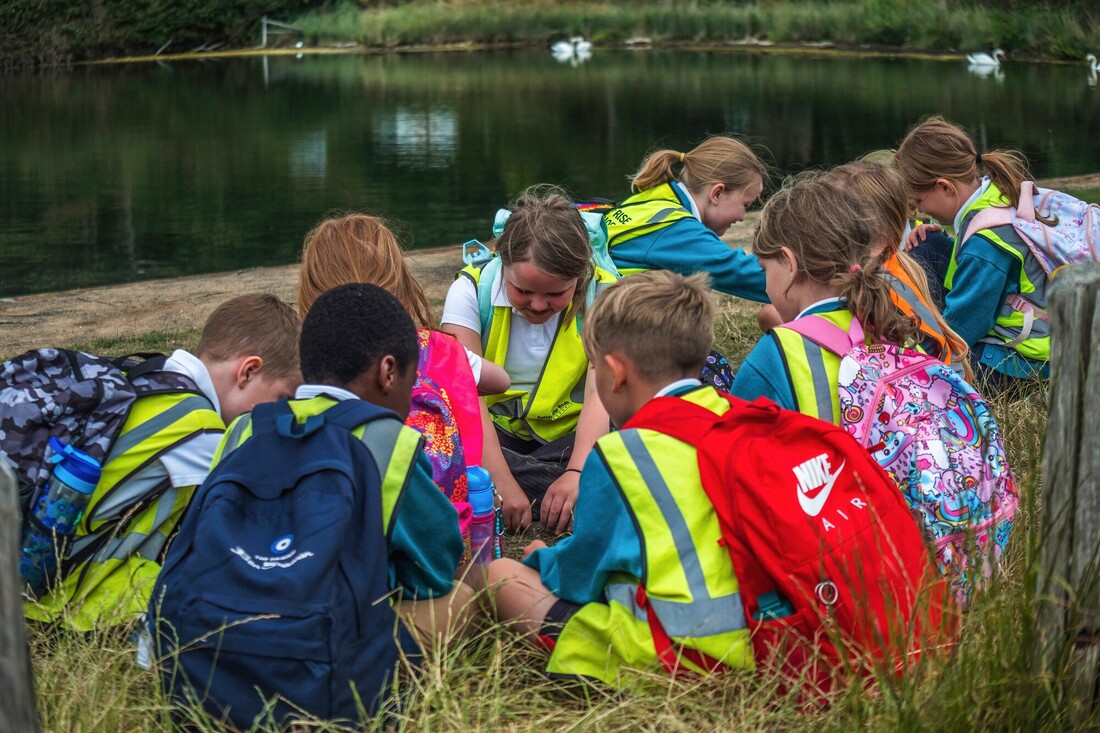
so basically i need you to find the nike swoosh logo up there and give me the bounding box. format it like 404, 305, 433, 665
797, 460, 846, 517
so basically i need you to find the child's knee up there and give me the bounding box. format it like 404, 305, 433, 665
486, 557, 526, 588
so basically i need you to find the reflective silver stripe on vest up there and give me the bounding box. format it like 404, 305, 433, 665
617, 431, 747, 637
222, 414, 253, 456
643, 207, 688, 226
803, 342, 835, 420
605, 582, 747, 639
73, 482, 180, 563
882, 273, 947, 344
108, 395, 214, 460
359, 419, 402, 478
90, 461, 168, 522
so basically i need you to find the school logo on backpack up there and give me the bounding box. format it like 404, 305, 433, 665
785, 316, 1018, 606
150, 400, 418, 729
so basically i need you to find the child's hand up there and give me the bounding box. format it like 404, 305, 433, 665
541, 470, 579, 535
496, 477, 533, 533
904, 222, 943, 251
522, 540, 548, 559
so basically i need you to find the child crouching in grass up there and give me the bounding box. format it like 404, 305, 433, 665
486, 270, 753, 684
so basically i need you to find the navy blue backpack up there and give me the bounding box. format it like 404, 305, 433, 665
150, 399, 418, 728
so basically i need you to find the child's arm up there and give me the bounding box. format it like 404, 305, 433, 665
941, 235, 1018, 347
540, 375, 611, 535
465, 350, 510, 395
618, 219, 768, 302
729, 335, 798, 412
388, 447, 465, 598
524, 450, 642, 604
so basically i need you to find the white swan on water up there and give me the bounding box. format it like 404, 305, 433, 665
967, 48, 1006, 67
551, 36, 593, 62
1088, 54, 1098, 87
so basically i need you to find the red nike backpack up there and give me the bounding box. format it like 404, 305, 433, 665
625, 393, 956, 691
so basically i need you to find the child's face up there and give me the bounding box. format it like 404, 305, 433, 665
223, 372, 300, 423
702, 177, 764, 237
503, 261, 578, 325
590, 355, 631, 429
911, 180, 963, 225
758, 254, 800, 323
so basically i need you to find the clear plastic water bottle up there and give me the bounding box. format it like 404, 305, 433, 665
20, 437, 101, 598
467, 466, 499, 565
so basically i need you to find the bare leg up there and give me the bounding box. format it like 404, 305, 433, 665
486, 558, 560, 637
393, 581, 479, 652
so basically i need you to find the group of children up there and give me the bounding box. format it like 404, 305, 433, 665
16, 114, 1058, 725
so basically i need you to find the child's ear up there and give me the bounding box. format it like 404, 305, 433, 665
375, 355, 399, 394
707, 182, 726, 206
934, 178, 955, 196
233, 356, 264, 389
604, 353, 630, 393
778, 246, 799, 278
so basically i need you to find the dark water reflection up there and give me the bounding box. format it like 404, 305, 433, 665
1, 50, 1097, 296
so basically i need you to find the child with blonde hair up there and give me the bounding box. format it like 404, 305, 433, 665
486, 270, 755, 683
604, 135, 769, 302
894, 116, 1050, 385
298, 213, 509, 506
442, 187, 616, 534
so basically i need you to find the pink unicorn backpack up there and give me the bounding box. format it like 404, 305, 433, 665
785, 316, 1018, 606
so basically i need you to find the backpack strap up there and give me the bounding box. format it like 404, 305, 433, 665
249, 399, 398, 441
625, 392, 773, 676
119, 353, 170, 380
962, 206, 1013, 244
473, 258, 502, 344
781, 315, 864, 357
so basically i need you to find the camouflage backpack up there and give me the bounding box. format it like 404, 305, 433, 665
0, 349, 203, 517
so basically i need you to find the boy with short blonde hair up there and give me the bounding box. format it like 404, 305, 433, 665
26, 293, 302, 630
487, 271, 756, 684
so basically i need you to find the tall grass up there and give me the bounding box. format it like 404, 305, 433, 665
293, 1, 1100, 61
25, 303, 1100, 731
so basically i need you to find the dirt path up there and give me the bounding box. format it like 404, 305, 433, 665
3, 168, 1096, 357
0, 218, 756, 356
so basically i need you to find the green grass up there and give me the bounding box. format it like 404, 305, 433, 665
25, 300, 1098, 731
293, 0, 1100, 61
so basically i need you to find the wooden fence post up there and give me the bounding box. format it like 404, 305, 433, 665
0, 462, 40, 733
1036, 264, 1100, 719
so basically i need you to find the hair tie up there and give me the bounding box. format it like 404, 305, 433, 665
976, 153, 983, 166
679, 152, 686, 164
849, 264, 862, 273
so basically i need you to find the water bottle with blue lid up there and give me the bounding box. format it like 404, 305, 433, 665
467, 466, 500, 565
20, 437, 102, 597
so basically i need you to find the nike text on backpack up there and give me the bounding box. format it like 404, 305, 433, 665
150, 400, 418, 729
0, 349, 206, 590
961, 181, 1100, 343
625, 394, 955, 691
784, 316, 1018, 606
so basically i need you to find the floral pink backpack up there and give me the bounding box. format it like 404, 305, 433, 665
406, 330, 484, 558
785, 316, 1018, 606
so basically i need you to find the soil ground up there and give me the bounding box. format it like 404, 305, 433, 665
2, 214, 763, 356
2, 172, 1096, 356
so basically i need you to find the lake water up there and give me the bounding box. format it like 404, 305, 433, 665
2, 49, 1097, 297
